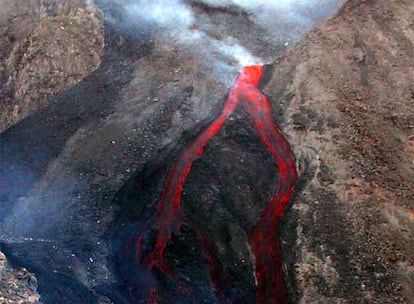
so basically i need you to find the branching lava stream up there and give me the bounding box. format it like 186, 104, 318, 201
136, 65, 298, 303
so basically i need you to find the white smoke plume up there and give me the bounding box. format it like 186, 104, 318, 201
125, 0, 261, 68
102, 0, 344, 74
125, 0, 343, 64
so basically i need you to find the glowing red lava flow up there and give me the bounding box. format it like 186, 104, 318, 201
140, 65, 298, 303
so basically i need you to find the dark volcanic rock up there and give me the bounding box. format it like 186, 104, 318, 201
104, 106, 280, 303
1, 0, 413, 303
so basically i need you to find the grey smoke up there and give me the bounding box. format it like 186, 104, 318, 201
119, 0, 344, 68
125, 0, 261, 68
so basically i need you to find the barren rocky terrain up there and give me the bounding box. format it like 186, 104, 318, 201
0, 0, 104, 132
267, 0, 414, 302
0, 0, 413, 303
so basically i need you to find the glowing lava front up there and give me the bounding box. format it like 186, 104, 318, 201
137, 65, 298, 303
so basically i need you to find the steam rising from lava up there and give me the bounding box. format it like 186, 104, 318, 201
105, 0, 343, 72
126, 0, 261, 67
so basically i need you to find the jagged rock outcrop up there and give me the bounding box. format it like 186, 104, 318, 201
0, 251, 40, 303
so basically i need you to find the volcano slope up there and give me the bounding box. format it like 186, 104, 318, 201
0, 0, 104, 132
266, 0, 414, 302
1, 0, 414, 303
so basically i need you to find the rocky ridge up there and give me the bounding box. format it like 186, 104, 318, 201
0, 0, 104, 132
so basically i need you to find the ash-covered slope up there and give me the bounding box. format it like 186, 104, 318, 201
1, 0, 412, 303
264, 0, 414, 303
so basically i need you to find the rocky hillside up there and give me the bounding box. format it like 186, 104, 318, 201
267, 0, 414, 302
0, 0, 104, 132
0, 0, 413, 303
0, 0, 104, 302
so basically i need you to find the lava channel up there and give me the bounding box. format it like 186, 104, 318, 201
135, 65, 298, 303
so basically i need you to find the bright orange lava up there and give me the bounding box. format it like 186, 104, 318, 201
137, 65, 298, 303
